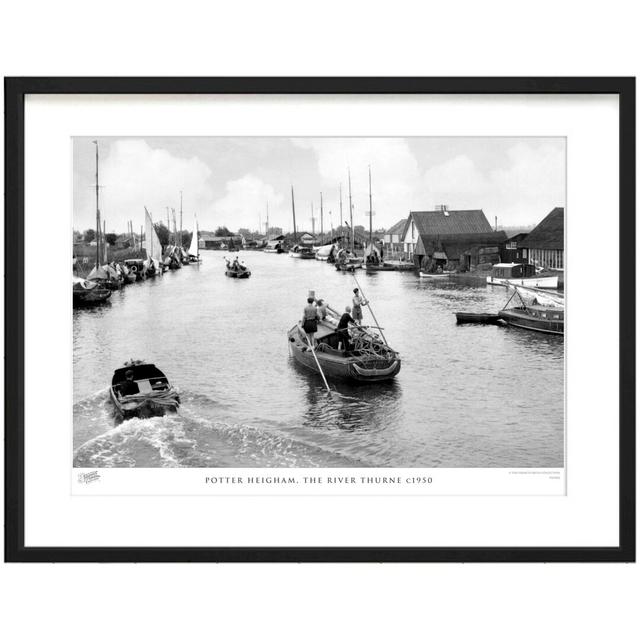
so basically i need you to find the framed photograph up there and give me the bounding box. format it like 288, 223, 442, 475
4, 77, 635, 562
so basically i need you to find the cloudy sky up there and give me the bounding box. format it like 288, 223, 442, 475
73, 137, 565, 234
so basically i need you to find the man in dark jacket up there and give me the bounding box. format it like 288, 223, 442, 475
119, 370, 140, 396
337, 306, 355, 352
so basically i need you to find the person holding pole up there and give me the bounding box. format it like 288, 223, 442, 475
352, 287, 367, 325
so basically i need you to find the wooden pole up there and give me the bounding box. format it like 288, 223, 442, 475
320, 192, 324, 242
302, 330, 332, 397
179, 191, 183, 248
368, 165, 373, 252
351, 273, 389, 346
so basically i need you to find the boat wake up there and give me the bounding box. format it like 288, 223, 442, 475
73, 391, 374, 468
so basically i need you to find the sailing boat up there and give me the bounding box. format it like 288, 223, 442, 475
188, 216, 201, 262
143, 207, 164, 276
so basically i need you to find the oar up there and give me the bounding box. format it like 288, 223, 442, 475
351, 274, 388, 346
302, 329, 332, 397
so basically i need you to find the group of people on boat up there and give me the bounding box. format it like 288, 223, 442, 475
300, 287, 368, 352
225, 256, 249, 273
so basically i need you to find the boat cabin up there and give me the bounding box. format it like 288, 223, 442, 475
491, 262, 537, 279
111, 364, 170, 397
524, 305, 564, 321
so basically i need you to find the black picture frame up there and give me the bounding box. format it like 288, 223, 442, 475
4, 77, 635, 563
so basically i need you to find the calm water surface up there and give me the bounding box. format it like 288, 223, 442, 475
73, 251, 564, 468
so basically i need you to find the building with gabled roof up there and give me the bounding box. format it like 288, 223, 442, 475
520, 207, 564, 269
401, 207, 507, 270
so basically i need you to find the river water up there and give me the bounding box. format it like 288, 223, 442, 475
73, 251, 564, 468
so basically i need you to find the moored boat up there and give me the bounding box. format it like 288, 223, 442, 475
455, 312, 502, 325
419, 271, 451, 278
498, 285, 564, 335
366, 260, 415, 272
73, 276, 111, 307
289, 245, 315, 259
288, 316, 401, 383
110, 361, 180, 420
486, 262, 558, 289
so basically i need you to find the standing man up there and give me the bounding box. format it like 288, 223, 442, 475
352, 287, 367, 325
301, 296, 319, 347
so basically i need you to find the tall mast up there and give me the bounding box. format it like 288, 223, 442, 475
179, 191, 183, 248
339, 183, 343, 232
103, 220, 107, 264
310, 202, 315, 236
93, 141, 101, 268
291, 186, 298, 242
348, 168, 354, 253
320, 192, 324, 242
368, 165, 373, 250
166, 206, 170, 237
266, 201, 269, 238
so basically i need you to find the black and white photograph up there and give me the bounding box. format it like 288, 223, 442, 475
72, 135, 565, 471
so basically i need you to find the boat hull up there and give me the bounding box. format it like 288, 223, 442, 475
456, 312, 502, 325
487, 275, 558, 289
225, 270, 251, 278
498, 308, 564, 335
109, 387, 180, 420
73, 288, 111, 307
287, 326, 400, 383
419, 271, 450, 278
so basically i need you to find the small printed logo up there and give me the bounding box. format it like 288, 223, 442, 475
78, 470, 101, 484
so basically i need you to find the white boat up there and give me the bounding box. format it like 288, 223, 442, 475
419, 271, 451, 278
486, 262, 558, 289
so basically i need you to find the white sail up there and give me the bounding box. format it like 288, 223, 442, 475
188, 216, 199, 258
144, 207, 163, 261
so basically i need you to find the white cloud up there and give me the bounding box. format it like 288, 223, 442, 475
209, 174, 285, 231
294, 138, 420, 228
76, 139, 213, 232
419, 142, 566, 225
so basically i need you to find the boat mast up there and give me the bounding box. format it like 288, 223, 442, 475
179, 191, 183, 249
348, 168, 354, 253
310, 202, 315, 236
266, 201, 269, 238
320, 192, 324, 243
93, 140, 101, 268
368, 165, 373, 251
291, 186, 298, 242
339, 183, 343, 234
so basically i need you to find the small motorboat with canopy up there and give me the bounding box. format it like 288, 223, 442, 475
110, 360, 180, 420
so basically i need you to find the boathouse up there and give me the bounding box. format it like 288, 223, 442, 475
520, 207, 564, 269
401, 207, 507, 270
383, 219, 406, 257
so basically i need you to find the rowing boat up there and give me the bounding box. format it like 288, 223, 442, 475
288, 318, 401, 383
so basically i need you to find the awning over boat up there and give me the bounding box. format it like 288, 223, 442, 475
433, 251, 448, 260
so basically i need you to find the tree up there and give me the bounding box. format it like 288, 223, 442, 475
154, 222, 170, 248
105, 233, 118, 246
83, 229, 96, 242
215, 226, 232, 237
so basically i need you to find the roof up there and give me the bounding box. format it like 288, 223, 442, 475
404, 209, 494, 239
414, 231, 507, 256
386, 218, 406, 236
521, 208, 564, 250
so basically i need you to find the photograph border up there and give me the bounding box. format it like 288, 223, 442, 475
4, 76, 635, 562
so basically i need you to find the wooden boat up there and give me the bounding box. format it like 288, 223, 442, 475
499, 306, 564, 334
110, 361, 180, 420
73, 276, 111, 307
419, 271, 451, 278
226, 268, 251, 278
455, 312, 502, 325
288, 319, 401, 383
486, 262, 558, 289
225, 259, 251, 278
498, 285, 564, 335
289, 245, 315, 259
124, 258, 146, 281
366, 261, 414, 272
